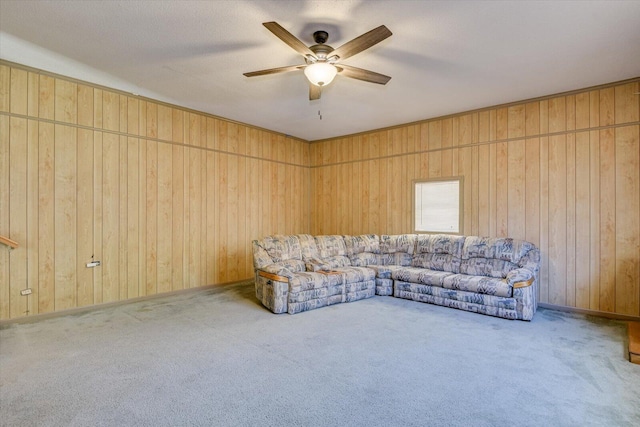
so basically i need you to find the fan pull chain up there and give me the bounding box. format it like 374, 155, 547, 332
318, 110, 322, 120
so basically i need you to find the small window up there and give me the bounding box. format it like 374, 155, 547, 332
413, 177, 463, 234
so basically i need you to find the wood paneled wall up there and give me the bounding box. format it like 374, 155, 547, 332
1, 59, 638, 320
310, 79, 640, 317
0, 62, 310, 320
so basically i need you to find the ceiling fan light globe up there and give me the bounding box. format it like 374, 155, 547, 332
304, 62, 337, 87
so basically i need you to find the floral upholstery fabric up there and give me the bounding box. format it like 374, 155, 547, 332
334, 266, 376, 284
260, 235, 302, 263
350, 252, 379, 266
288, 293, 344, 315
514, 285, 536, 320
288, 271, 329, 293
252, 240, 273, 269
314, 235, 348, 258
376, 252, 413, 266
322, 255, 352, 269
367, 265, 404, 279
375, 278, 393, 296
412, 234, 465, 272
442, 274, 512, 297
344, 280, 376, 302
344, 234, 381, 256
460, 236, 539, 279
506, 268, 534, 285
459, 257, 517, 278
462, 236, 533, 264
255, 273, 288, 314
518, 247, 541, 274
395, 281, 517, 310
253, 233, 539, 320
288, 272, 344, 314
257, 263, 295, 280
296, 234, 320, 259
380, 234, 417, 254
412, 253, 461, 273
414, 234, 465, 256
393, 267, 454, 286
394, 282, 519, 320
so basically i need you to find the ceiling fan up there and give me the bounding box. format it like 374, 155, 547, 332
244, 22, 392, 100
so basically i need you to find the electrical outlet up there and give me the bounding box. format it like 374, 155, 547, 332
20, 288, 32, 296
86, 260, 101, 268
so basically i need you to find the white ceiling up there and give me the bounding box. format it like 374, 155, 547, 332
1, 0, 639, 141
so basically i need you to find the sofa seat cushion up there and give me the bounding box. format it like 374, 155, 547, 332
392, 267, 454, 286
459, 257, 517, 279
394, 281, 518, 319
333, 266, 376, 284
289, 271, 336, 293
367, 265, 404, 279
275, 259, 306, 274
442, 274, 512, 297
323, 255, 351, 269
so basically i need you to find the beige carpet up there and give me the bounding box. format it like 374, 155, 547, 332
1, 282, 639, 426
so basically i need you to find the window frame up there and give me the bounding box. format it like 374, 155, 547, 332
412, 176, 464, 235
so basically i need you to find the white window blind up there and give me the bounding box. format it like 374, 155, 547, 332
413, 178, 462, 234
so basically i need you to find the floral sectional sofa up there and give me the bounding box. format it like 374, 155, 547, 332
252, 234, 540, 320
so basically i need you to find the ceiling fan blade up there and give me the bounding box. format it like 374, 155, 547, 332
309, 83, 321, 100
331, 25, 392, 61
243, 64, 305, 77
263, 22, 316, 58
337, 64, 391, 85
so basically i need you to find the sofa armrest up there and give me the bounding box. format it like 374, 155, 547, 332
506, 268, 537, 320
255, 268, 292, 314
258, 270, 289, 283
506, 268, 535, 288
258, 264, 295, 280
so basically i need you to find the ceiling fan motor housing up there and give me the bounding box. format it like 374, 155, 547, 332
313, 30, 329, 44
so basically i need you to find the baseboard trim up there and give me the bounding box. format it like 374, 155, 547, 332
0, 279, 254, 327
538, 303, 640, 322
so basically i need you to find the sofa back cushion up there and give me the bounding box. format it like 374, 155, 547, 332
273, 259, 307, 273
344, 235, 380, 266
350, 252, 379, 266
380, 234, 416, 255
411, 234, 465, 272
253, 237, 306, 273
260, 235, 302, 263
315, 235, 348, 258
460, 236, 535, 278
252, 240, 273, 269
376, 253, 413, 266
344, 234, 380, 256
297, 234, 320, 259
